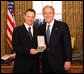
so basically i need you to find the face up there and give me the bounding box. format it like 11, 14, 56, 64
24, 11, 35, 26
43, 8, 55, 24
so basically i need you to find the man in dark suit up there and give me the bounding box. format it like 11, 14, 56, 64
38, 5, 72, 73
12, 9, 40, 73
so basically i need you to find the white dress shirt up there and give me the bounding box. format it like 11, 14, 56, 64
24, 23, 33, 36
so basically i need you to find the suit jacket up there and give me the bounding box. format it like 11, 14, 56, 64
38, 20, 72, 72
12, 24, 39, 73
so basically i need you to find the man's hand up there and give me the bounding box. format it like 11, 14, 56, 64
30, 49, 39, 55
43, 44, 46, 50
64, 61, 71, 71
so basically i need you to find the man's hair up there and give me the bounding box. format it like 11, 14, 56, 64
25, 9, 36, 17
43, 5, 55, 14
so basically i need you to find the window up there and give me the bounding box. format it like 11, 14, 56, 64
33, 1, 62, 21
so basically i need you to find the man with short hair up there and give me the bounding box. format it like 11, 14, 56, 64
12, 9, 40, 73
38, 5, 72, 73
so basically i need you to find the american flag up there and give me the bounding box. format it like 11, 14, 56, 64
7, 1, 15, 51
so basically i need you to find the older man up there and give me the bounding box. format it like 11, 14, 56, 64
38, 5, 72, 73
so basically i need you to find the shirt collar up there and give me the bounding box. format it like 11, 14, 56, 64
24, 22, 33, 31
46, 19, 54, 27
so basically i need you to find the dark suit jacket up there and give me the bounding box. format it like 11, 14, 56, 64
12, 24, 39, 73
38, 20, 72, 72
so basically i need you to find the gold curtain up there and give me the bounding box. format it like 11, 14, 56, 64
15, 1, 32, 26
62, 1, 83, 54
1, 1, 32, 56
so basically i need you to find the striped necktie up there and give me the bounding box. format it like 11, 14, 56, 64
28, 27, 32, 39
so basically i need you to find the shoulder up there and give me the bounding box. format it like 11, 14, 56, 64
55, 20, 67, 25
38, 23, 45, 30
13, 24, 24, 31
54, 20, 69, 28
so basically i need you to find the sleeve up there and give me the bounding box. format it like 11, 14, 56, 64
12, 28, 31, 56
62, 23, 72, 62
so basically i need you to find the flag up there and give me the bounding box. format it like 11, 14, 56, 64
7, 1, 15, 52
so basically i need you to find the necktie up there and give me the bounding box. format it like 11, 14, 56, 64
28, 27, 32, 39
46, 25, 50, 44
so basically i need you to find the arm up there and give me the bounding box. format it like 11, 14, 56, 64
12, 28, 31, 56
62, 23, 72, 70
62, 23, 72, 62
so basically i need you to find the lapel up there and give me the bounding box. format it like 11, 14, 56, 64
43, 22, 47, 43
33, 25, 36, 39
23, 24, 34, 40
49, 20, 58, 44
44, 22, 46, 36
22, 24, 29, 35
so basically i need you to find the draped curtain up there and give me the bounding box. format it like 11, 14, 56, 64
62, 1, 83, 54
